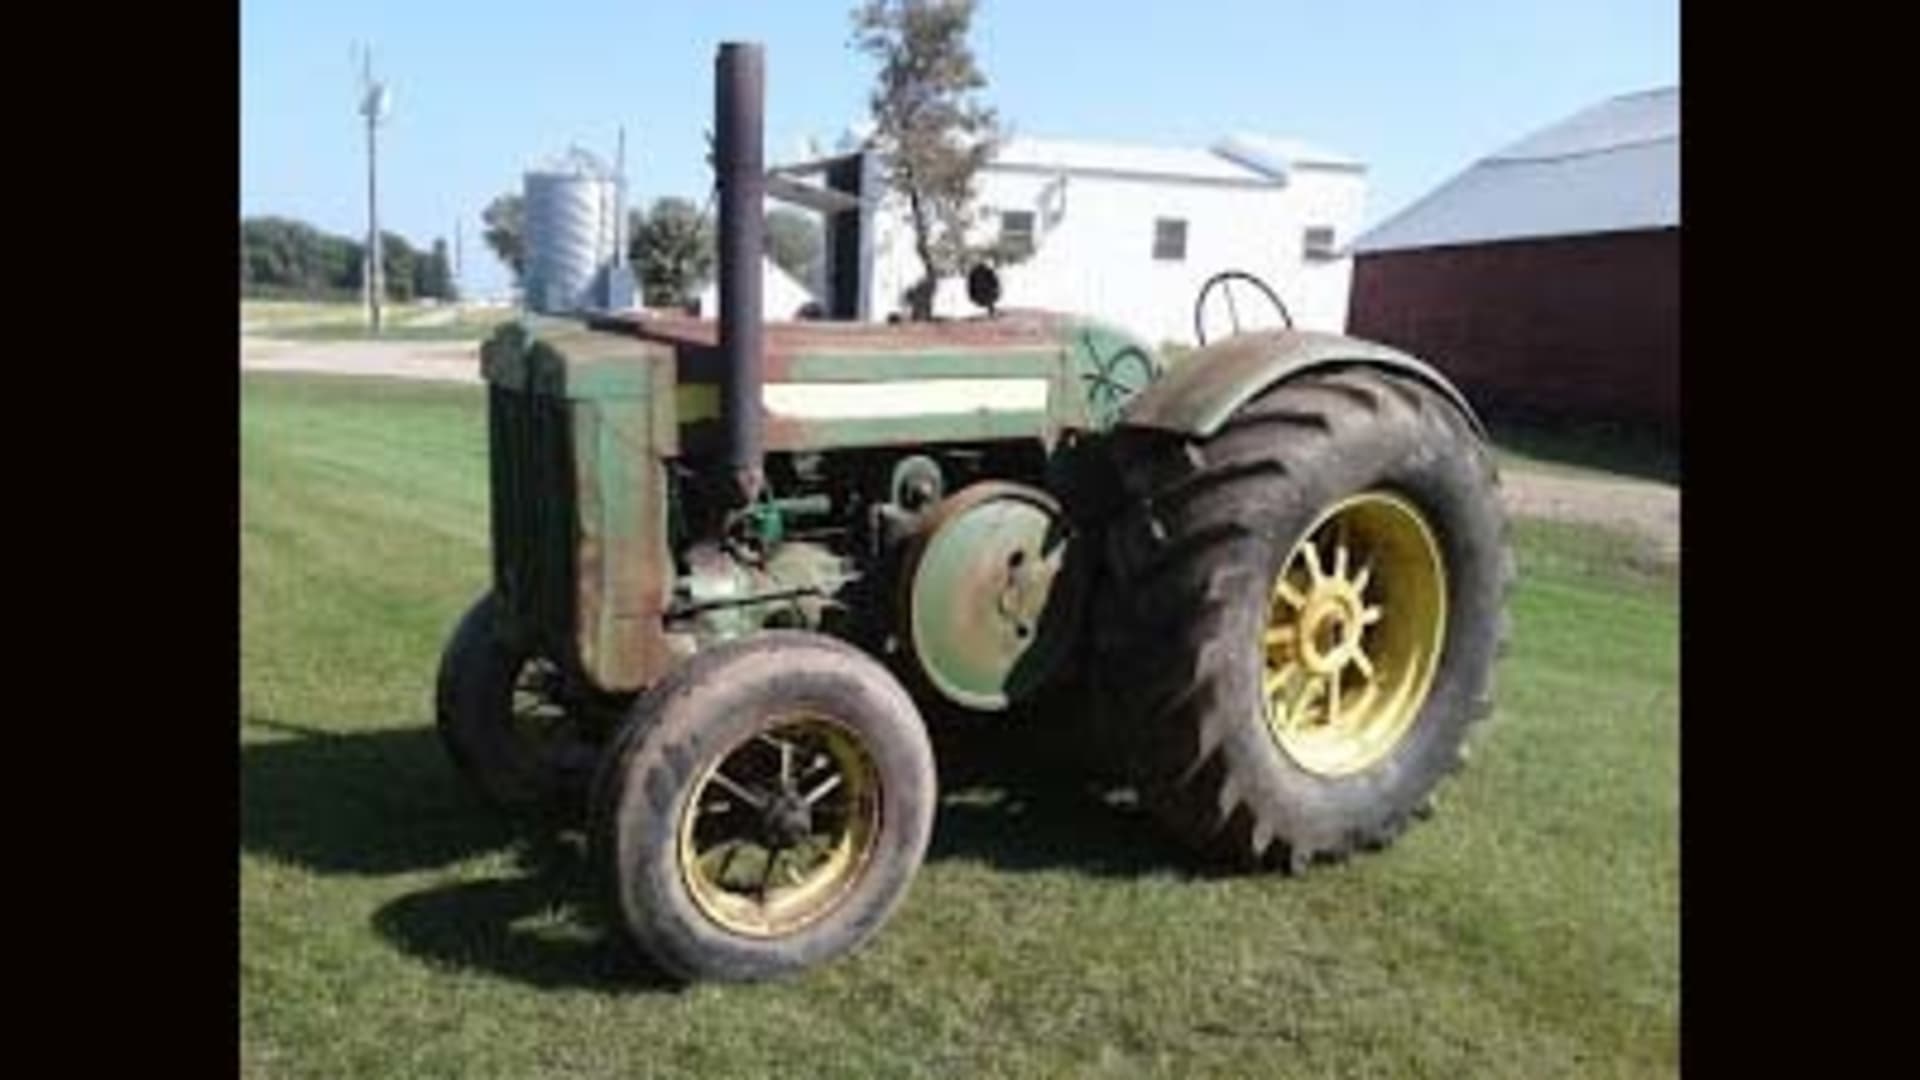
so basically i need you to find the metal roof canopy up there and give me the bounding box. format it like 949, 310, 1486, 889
772, 134, 1365, 190
1352, 87, 1678, 255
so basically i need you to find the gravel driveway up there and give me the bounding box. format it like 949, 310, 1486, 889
242, 336, 1680, 560
241, 336, 484, 384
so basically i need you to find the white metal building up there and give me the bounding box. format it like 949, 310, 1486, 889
776, 133, 1367, 345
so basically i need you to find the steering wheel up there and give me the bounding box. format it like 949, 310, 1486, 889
1193, 270, 1293, 347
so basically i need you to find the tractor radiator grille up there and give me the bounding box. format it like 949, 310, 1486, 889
487, 385, 576, 654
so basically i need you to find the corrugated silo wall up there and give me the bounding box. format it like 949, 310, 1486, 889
523, 172, 617, 314
1347, 228, 1677, 432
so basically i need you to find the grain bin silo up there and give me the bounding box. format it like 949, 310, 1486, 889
522, 147, 633, 314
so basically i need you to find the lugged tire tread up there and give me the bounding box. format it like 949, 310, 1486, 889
1096, 368, 1510, 870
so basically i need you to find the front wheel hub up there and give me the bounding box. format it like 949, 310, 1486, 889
765, 795, 813, 847
677, 716, 882, 937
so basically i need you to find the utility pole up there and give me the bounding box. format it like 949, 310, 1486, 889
358, 48, 391, 334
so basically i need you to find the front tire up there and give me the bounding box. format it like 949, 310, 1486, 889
1097, 368, 1512, 871
434, 593, 602, 813
589, 631, 937, 983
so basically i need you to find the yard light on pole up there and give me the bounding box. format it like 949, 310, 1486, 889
358, 47, 392, 334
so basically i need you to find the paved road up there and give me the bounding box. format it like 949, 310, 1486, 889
241, 336, 1680, 560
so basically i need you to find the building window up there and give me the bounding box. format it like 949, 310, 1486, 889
999, 210, 1035, 258
1303, 225, 1337, 260
1153, 218, 1187, 261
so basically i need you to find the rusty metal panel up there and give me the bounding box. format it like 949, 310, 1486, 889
571, 397, 677, 693
483, 319, 677, 693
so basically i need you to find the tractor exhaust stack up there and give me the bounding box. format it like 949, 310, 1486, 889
715, 41, 766, 506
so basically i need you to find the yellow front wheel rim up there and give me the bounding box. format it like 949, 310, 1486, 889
677, 715, 882, 937
1263, 491, 1448, 777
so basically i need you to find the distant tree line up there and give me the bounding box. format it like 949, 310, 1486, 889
481, 193, 820, 309
240, 216, 456, 302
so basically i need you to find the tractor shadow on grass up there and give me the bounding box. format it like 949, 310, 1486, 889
241, 713, 682, 992
368, 833, 683, 993
241, 713, 520, 876
922, 713, 1201, 878
243, 707, 1203, 993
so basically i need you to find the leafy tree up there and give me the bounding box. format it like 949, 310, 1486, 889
378, 231, 418, 302
630, 197, 716, 308
851, 0, 1008, 319
435, 238, 458, 301
413, 238, 456, 301
240, 216, 364, 298
766, 207, 823, 287
238, 215, 462, 303
482, 194, 526, 283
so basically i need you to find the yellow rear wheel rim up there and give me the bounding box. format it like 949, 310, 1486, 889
677, 714, 882, 937
1262, 491, 1447, 777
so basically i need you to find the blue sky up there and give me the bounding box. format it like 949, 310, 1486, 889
241, 1, 1677, 298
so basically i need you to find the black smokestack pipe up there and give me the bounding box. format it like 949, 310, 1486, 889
716, 41, 766, 507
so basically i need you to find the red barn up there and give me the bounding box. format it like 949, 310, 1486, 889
1347, 88, 1678, 434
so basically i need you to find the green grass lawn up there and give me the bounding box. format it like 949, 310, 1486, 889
241, 373, 1678, 1078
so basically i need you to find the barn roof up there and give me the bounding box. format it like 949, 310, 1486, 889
1352, 86, 1678, 255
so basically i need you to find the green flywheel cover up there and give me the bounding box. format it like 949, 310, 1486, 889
906, 482, 1087, 711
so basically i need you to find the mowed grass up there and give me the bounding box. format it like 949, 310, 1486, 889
241, 373, 1678, 1079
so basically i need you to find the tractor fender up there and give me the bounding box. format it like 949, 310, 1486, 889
1119, 329, 1485, 440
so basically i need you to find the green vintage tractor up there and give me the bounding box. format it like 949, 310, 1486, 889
437, 42, 1509, 983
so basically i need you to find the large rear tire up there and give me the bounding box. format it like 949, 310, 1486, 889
1096, 368, 1512, 871
589, 631, 937, 982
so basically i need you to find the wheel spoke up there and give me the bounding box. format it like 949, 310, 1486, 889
1274, 578, 1307, 609
707, 769, 769, 810
1351, 650, 1375, 679
715, 840, 744, 886
1265, 659, 1299, 699
1333, 540, 1349, 582
1269, 689, 1298, 731
1264, 624, 1297, 648
758, 848, 780, 901
1353, 561, 1373, 596
1361, 605, 1383, 626
803, 772, 844, 805
1301, 542, 1324, 583
1325, 673, 1342, 727
1297, 675, 1325, 721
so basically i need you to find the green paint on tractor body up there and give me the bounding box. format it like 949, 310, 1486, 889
479, 309, 1163, 696
478, 307, 1474, 706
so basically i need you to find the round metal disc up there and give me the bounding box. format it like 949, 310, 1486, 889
904, 482, 1086, 711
